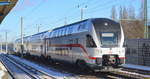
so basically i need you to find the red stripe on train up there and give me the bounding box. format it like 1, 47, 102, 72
119, 57, 126, 59
50, 44, 125, 60
51, 44, 96, 60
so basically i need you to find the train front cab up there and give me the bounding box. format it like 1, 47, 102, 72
86, 18, 125, 71
85, 34, 125, 71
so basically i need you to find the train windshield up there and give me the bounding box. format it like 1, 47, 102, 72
100, 32, 118, 47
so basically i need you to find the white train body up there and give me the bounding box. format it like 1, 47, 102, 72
14, 18, 125, 70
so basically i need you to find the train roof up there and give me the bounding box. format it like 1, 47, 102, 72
53, 18, 116, 31
31, 31, 48, 36
16, 18, 117, 41
53, 19, 89, 31
15, 30, 48, 41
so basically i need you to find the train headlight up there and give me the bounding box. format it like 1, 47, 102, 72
104, 22, 108, 26
96, 58, 102, 65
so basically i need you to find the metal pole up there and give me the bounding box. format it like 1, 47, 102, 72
144, 0, 148, 38
81, 8, 83, 21
21, 17, 23, 45
64, 17, 67, 25
78, 5, 87, 21
0, 35, 2, 52
5, 31, 7, 53
38, 25, 40, 33
21, 17, 24, 57
38, 26, 40, 33
0, 42, 2, 53
37, 24, 41, 33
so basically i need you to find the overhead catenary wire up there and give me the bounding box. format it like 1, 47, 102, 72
29, 0, 100, 25
25, 1, 81, 33
48, 0, 111, 24
21, 0, 122, 37
23, 0, 46, 18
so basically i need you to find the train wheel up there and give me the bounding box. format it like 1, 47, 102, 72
47, 56, 55, 64
76, 60, 88, 71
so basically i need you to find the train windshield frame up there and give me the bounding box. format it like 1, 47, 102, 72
100, 32, 118, 47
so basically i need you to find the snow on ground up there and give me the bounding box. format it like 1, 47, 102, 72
123, 64, 150, 71
119, 69, 150, 78
122, 64, 150, 77
0, 61, 7, 79
9, 55, 78, 79
0, 71, 5, 78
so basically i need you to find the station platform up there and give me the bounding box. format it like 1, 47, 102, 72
0, 61, 12, 79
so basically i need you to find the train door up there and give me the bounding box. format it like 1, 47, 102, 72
43, 39, 48, 57
64, 39, 73, 63
71, 38, 79, 63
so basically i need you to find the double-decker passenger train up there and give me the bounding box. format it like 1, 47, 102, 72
14, 18, 125, 71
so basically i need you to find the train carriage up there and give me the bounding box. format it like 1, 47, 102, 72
14, 18, 125, 71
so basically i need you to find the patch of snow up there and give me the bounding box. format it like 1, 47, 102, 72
0, 71, 5, 78
119, 70, 150, 78
9, 55, 78, 79
122, 64, 150, 78
123, 64, 150, 71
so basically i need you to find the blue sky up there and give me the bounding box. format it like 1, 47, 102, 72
0, 0, 150, 42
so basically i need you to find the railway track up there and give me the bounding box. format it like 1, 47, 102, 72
5, 54, 150, 79
110, 70, 150, 79
21, 55, 150, 79
122, 67, 150, 75
121, 68, 150, 78
0, 54, 56, 79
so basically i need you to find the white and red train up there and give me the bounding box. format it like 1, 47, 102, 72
14, 18, 125, 71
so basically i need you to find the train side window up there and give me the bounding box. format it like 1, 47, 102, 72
68, 39, 73, 50
49, 32, 52, 38
69, 39, 73, 44
63, 28, 66, 36
78, 23, 87, 31
65, 27, 69, 35
53, 31, 56, 37
78, 24, 82, 30
68, 26, 73, 34
56, 30, 59, 37
86, 35, 97, 47
61, 29, 63, 36
58, 30, 60, 37
74, 38, 78, 44
61, 29, 64, 36
49, 40, 51, 46
59, 29, 62, 37
57, 30, 59, 37
46, 40, 49, 51
49, 32, 51, 37
50, 31, 54, 38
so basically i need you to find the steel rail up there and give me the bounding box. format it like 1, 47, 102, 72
5, 55, 56, 79
1, 55, 39, 79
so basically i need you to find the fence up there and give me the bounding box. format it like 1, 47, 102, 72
126, 39, 150, 66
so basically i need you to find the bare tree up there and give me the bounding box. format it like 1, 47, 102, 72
119, 6, 129, 20
128, 5, 136, 19
138, 0, 144, 20
122, 7, 128, 19
111, 6, 117, 21
119, 6, 123, 20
